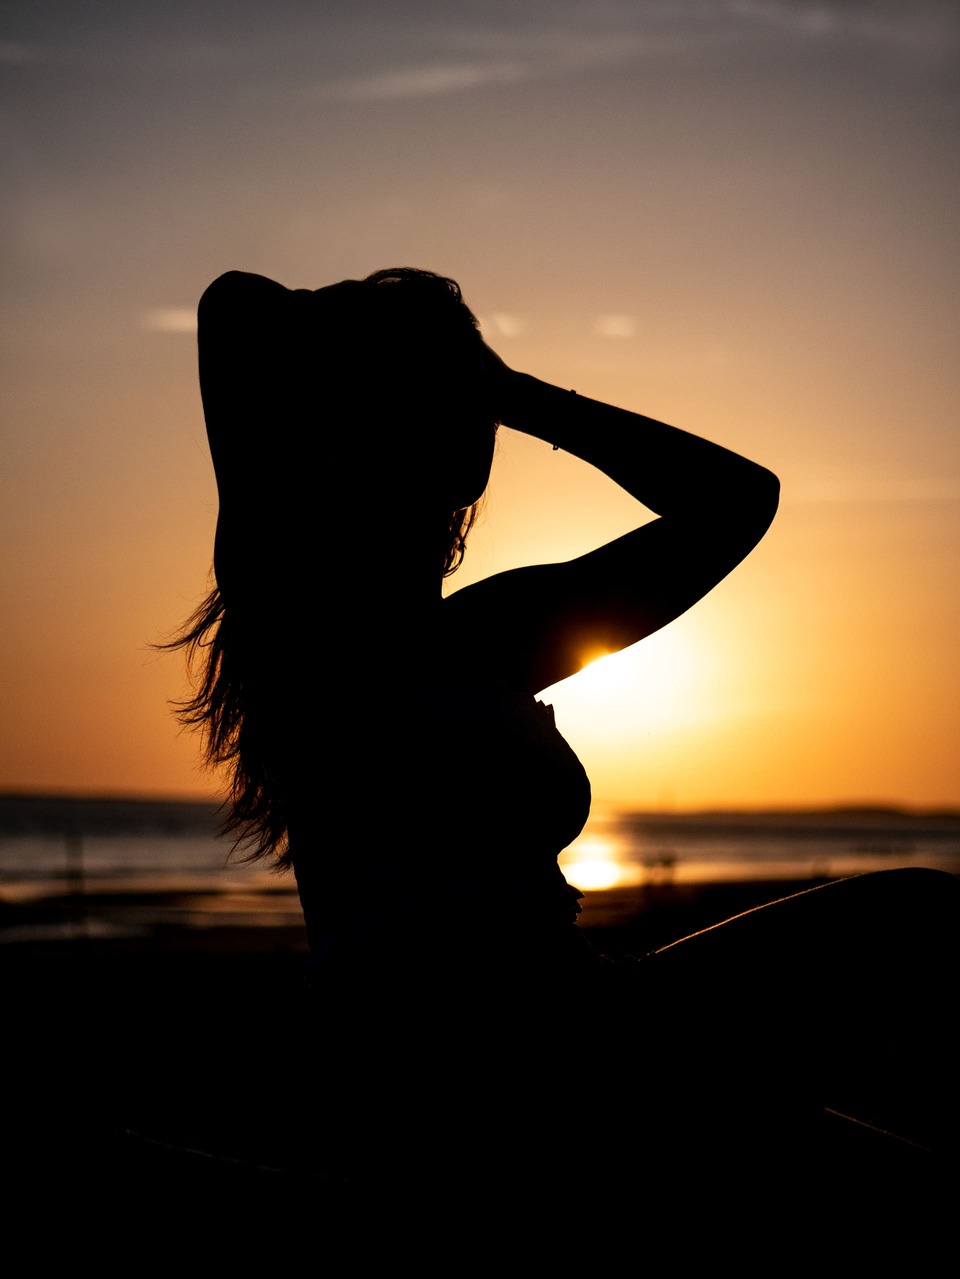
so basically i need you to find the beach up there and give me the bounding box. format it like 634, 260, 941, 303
4, 799, 959, 1256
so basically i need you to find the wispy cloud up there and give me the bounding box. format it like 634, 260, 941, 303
309, 29, 651, 104
482, 313, 527, 339
728, 0, 843, 37
317, 60, 526, 103
141, 308, 196, 334
593, 314, 638, 339
8, 4, 954, 93
306, 3, 958, 105
727, 0, 960, 54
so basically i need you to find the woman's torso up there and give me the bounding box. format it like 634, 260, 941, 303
288, 643, 592, 982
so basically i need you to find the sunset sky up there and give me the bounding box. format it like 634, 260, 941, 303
2, 1, 958, 810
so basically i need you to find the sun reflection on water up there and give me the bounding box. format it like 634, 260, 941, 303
561, 856, 622, 889
559, 834, 638, 889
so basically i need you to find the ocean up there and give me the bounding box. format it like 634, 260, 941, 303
2, 793, 958, 946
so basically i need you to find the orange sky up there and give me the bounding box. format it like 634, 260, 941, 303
2, 2, 958, 809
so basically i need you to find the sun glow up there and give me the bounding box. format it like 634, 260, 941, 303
543, 623, 709, 740
574, 650, 623, 696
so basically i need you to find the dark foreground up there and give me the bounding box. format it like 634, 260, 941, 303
4, 876, 957, 1262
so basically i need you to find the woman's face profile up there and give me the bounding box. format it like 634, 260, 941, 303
418, 352, 497, 510
454, 414, 497, 509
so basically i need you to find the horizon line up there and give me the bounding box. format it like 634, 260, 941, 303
2, 789, 958, 820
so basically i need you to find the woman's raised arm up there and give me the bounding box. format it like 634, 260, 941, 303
444, 355, 779, 694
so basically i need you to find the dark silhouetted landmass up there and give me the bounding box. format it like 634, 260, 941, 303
2, 790, 958, 838
0, 791, 222, 836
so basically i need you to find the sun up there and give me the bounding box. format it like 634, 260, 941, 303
573, 650, 625, 698
541, 622, 709, 737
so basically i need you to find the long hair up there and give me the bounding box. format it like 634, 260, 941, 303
165, 267, 488, 864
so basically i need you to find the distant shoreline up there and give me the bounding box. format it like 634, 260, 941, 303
2, 790, 959, 837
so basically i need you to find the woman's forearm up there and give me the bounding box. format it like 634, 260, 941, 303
502, 371, 780, 528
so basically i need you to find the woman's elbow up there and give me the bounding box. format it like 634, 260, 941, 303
198, 271, 285, 326
757, 465, 780, 514
745, 465, 780, 540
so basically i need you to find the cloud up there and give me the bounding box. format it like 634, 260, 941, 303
727, 0, 840, 36
594, 315, 638, 339
317, 60, 525, 103
306, 4, 958, 105
11, 4, 953, 99
483, 313, 527, 338
309, 29, 651, 104
726, 0, 959, 54
141, 308, 197, 334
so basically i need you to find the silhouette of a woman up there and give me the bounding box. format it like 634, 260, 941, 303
171, 267, 958, 1216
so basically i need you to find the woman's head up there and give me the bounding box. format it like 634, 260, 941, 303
354, 267, 497, 572
203, 265, 496, 600
169, 265, 497, 865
